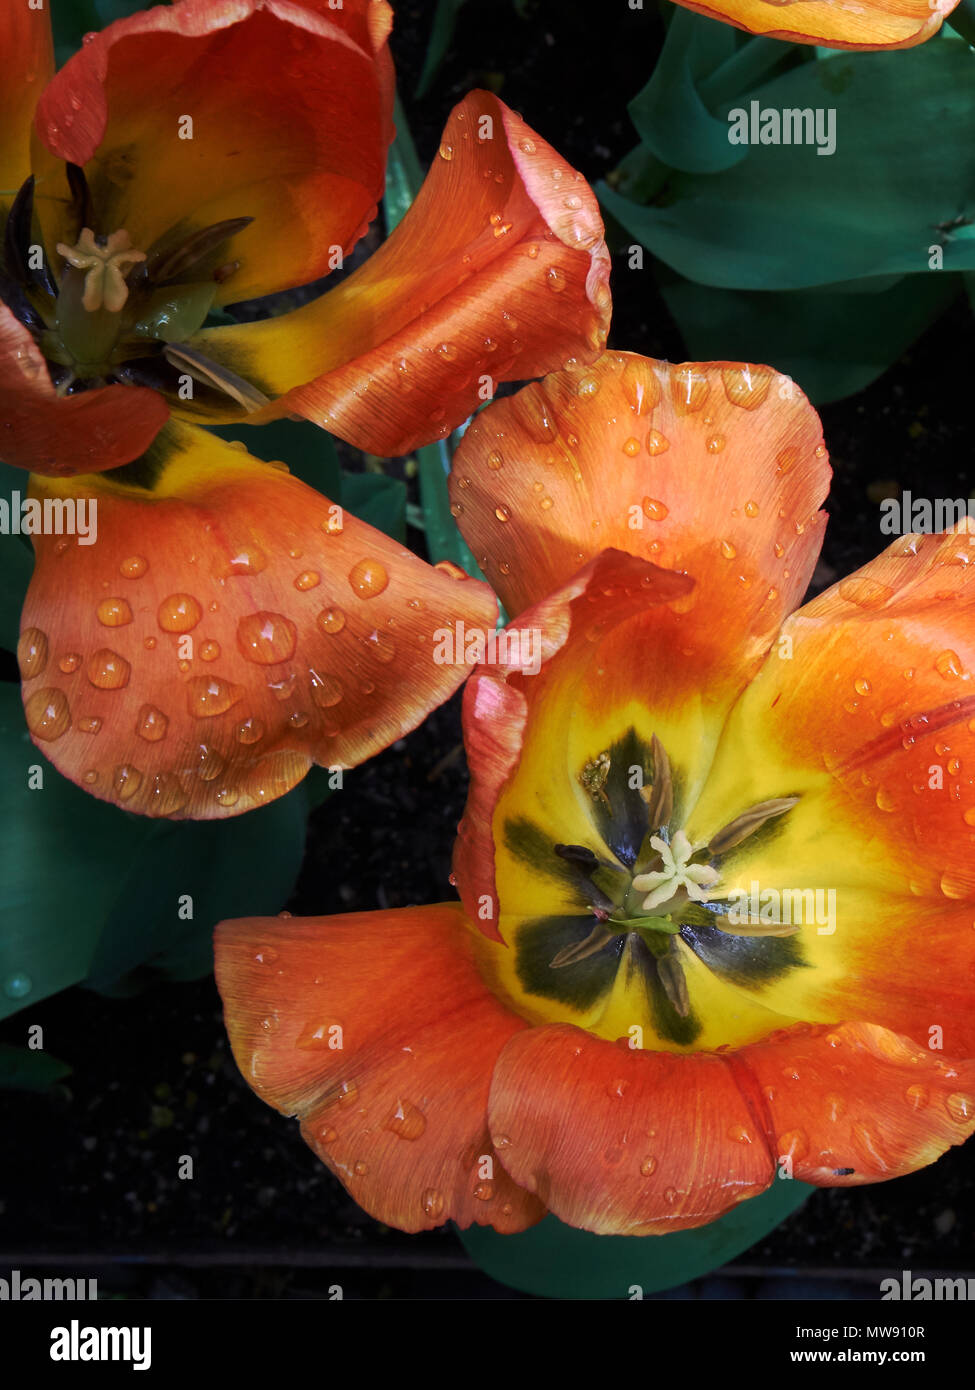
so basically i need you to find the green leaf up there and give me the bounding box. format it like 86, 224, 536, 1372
601, 40, 975, 291
458, 1179, 813, 1298
84, 784, 309, 991
52, 0, 147, 65
416, 0, 469, 99
340, 472, 407, 544
208, 420, 342, 500
0, 460, 35, 654
0, 683, 157, 1022
659, 268, 961, 404
0, 1043, 71, 1092
416, 438, 485, 579
384, 93, 424, 236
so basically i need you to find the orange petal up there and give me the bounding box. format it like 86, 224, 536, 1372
450, 351, 829, 620
18, 422, 496, 818
0, 303, 169, 475
0, 0, 52, 191
187, 91, 612, 455
670, 0, 956, 50
214, 904, 545, 1233
488, 1022, 775, 1235
33, 0, 394, 303
452, 549, 694, 938
729, 1021, 975, 1184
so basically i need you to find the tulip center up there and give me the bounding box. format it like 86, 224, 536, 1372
2, 165, 268, 410
490, 728, 804, 1047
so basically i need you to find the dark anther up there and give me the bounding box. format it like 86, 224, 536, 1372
641, 733, 673, 834
656, 949, 690, 1017
708, 796, 800, 857
3, 176, 57, 298
0, 270, 45, 333
148, 217, 253, 283
833, 1167, 855, 1176
554, 843, 600, 867
66, 163, 93, 238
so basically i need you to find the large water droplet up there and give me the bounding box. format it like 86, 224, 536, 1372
348, 559, 389, 599
187, 675, 242, 718
236, 717, 264, 745
294, 570, 320, 591
318, 606, 347, 635
17, 628, 48, 679
385, 1099, 427, 1141
158, 593, 203, 633
148, 773, 188, 817
113, 764, 143, 800
119, 555, 148, 579
236, 611, 298, 664
311, 672, 343, 707
97, 597, 133, 627
421, 1188, 445, 1220
86, 649, 130, 689
136, 705, 169, 741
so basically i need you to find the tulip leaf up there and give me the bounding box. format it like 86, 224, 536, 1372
415, 437, 486, 580
384, 94, 424, 236
0, 1043, 71, 1092
601, 39, 975, 291
208, 420, 342, 501
416, 0, 469, 99
458, 1177, 813, 1298
340, 472, 407, 544
658, 267, 961, 404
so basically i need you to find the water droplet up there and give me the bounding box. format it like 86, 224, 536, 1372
576, 375, 599, 398
294, 570, 320, 591
25, 691, 70, 746
236, 717, 264, 745
17, 628, 48, 679
706, 434, 726, 454
148, 772, 188, 817
96, 597, 133, 627
3, 972, 32, 1000
224, 546, 267, 577
540, 496, 553, 511
268, 672, 296, 701
385, 1099, 427, 1141
719, 540, 737, 560
622, 437, 641, 457
495, 504, 511, 522
519, 137, 536, 154
473, 1180, 494, 1201
86, 649, 130, 690
875, 787, 896, 813
136, 705, 168, 741
838, 576, 893, 610
486, 450, 504, 471
946, 1093, 974, 1123
936, 649, 963, 679
113, 764, 143, 800
722, 365, 770, 410
421, 1187, 445, 1220
563, 193, 583, 210
646, 429, 669, 456
728, 1124, 753, 1144
82, 769, 97, 784
546, 266, 566, 292
940, 872, 968, 900
78, 716, 102, 734
348, 559, 389, 599
57, 652, 82, 675
640, 496, 668, 523
825, 1093, 845, 1123
236, 611, 298, 664
158, 594, 203, 633
438, 142, 454, 161
905, 1084, 929, 1111
119, 555, 148, 579
187, 675, 241, 718
777, 1128, 809, 1160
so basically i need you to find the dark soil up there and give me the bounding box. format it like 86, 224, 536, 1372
0, 0, 972, 1299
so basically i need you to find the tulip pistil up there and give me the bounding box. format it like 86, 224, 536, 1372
55, 227, 146, 313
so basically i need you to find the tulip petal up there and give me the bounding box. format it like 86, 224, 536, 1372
670, 0, 957, 51
685, 524, 975, 1051
214, 904, 545, 1233
488, 1022, 775, 1235
185, 91, 612, 455
18, 422, 496, 818
727, 1021, 975, 1184
0, 303, 169, 475
32, 0, 394, 303
450, 352, 829, 620
0, 0, 52, 192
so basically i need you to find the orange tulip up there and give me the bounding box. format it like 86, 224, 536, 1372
2, 0, 611, 817
671, 0, 959, 50
216, 353, 974, 1234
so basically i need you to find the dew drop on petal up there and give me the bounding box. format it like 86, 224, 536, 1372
236, 611, 298, 664
17, 628, 48, 679
86, 649, 130, 689
348, 559, 389, 599
136, 705, 169, 741
25, 688, 70, 740
157, 594, 203, 633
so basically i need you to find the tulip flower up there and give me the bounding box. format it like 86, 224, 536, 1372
2, 0, 610, 817
671, 0, 960, 50
216, 352, 975, 1235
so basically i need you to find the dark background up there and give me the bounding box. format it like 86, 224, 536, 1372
0, 0, 972, 1299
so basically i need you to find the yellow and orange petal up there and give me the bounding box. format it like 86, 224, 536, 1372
681, 524, 975, 1053
487, 1019, 974, 1235
453, 549, 694, 937
32, 0, 394, 304
671, 0, 957, 50
0, 303, 169, 475
0, 0, 53, 193
18, 422, 496, 819
185, 91, 612, 455
450, 352, 829, 623
214, 904, 545, 1233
